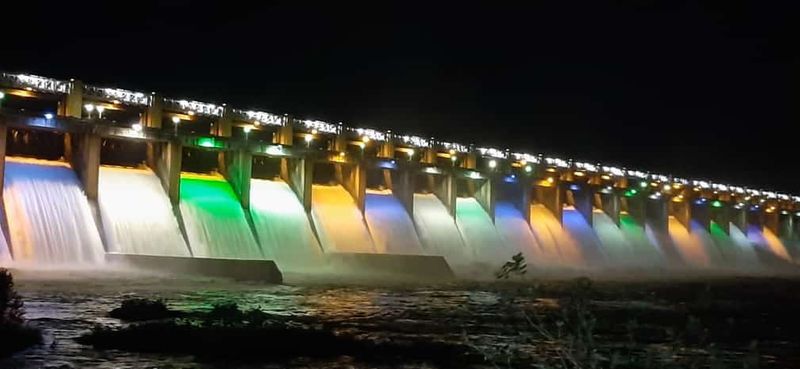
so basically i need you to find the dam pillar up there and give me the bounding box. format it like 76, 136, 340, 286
68, 132, 101, 200
433, 173, 456, 216
764, 210, 779, 235
144, 93, 163, 128
709, 203, 730, 234
220, 150, 253, 208
391, 165, 415, 216
339, 162, 367, 213
567, 183, 593, 226
598, 191, 620, 226
778, 211, 793, 239
378, 140, 394, 159
461, 153, 477, 170
474, 176, 496, 222
212, 107, 233, 137
534, 180, 561, 223
273, 119, 294, 146
669, 198, 692, 230
730, 206, 747, 232
280, 157, 312, 212
645, 197, 668, 233
150, 141, 182, 205
60, 80, 83, 118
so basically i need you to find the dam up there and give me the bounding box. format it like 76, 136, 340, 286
1, 72, 798, 279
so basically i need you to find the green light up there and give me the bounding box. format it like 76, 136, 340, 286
711, 200, 723, 208
624, 189, 638, 197
197, 137, 223, 149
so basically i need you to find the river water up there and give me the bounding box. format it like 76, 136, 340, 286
3, 268, 800, 368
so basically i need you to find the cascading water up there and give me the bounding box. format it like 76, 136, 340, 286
455, 197, 515, 266
667, 216, 714, 267
364, 189, 424, 254
311, 184, 375, 253
529, 204, 582, 266
249, 178, 323, 269
710, 221, 758, 268
412, 193, 469, 266
3, 157, 105, 264
495, 201, 543, 262
618, 214, 664, 266
179, 173, 264, 259
562, 206, 605, 265
592, 209, 635, 266
98, 166, 190, 256
0, 227, 10, 262
747, 225, 792, 262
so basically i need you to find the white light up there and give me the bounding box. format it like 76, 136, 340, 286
44, 113, 53, 120
451, 155, 457, 162
524, 165, 532, 173
84, 104, 95, 112
131, 123, 143, 132
409, 149, 415, 157
304, 134, 313, 143
362, 136, 370, 143
243, 125, 253, 133
488, 159, 497, 169
663, 184, 671, 191
0, 91, 5, 99
253, 120, 260, 126
96, 105, 105, 117
172, 116, 180, 124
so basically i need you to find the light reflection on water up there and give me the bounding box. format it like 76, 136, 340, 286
2, 270, 544, 368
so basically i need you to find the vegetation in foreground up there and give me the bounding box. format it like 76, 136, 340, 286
0, 268, 42, 357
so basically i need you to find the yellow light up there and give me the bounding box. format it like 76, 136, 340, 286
112, 100, 120, 104
693, 187, 701, 192
339, 151, 345, 157
254, 120, 261, 126
650, 182, 658, 187
546, 167, 557, 172
672, 183, 682, 189
448, 149, 456, 155
574, 171, 585, 177
601, 175, 611, 180
547, 177, 554, 184
311, 129, 318, 134
357, 142, 365, 149
520, 160, 527, 166
663, 184, 671, 191
362, 136, 370, 143
188, 111, 195, 116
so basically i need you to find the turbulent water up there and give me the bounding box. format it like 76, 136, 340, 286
98, 166, 190, 256
249, 178, 323, 270
311, 184, 375, 253
618, 214, 664, 267
0, 227, 9, 262
364, 189, 424, 254
2, 157, 105, 264
562, 207, 605, 266
179, 173, 264, 259
747, 226, 792, 262
412, 193, 468, 267
667, 216, 713, 267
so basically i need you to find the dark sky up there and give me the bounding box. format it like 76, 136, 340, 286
2, 1, 798, 192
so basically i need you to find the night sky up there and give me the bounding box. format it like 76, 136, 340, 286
2, 2, 797, 192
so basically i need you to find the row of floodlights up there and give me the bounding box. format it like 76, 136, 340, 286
2, 72, 796, 203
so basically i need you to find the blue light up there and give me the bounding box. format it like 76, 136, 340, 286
44, 113, 54, 120
569, 184, 580, 191
504, 174, 517, 183
377, 160, 397, 170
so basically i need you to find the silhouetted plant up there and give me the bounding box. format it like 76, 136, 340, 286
496, 253, 527, 279
110, 298, 178, 321
205, 302, 244, 326
0, 268, 42, 357
0, 268, 25, 325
